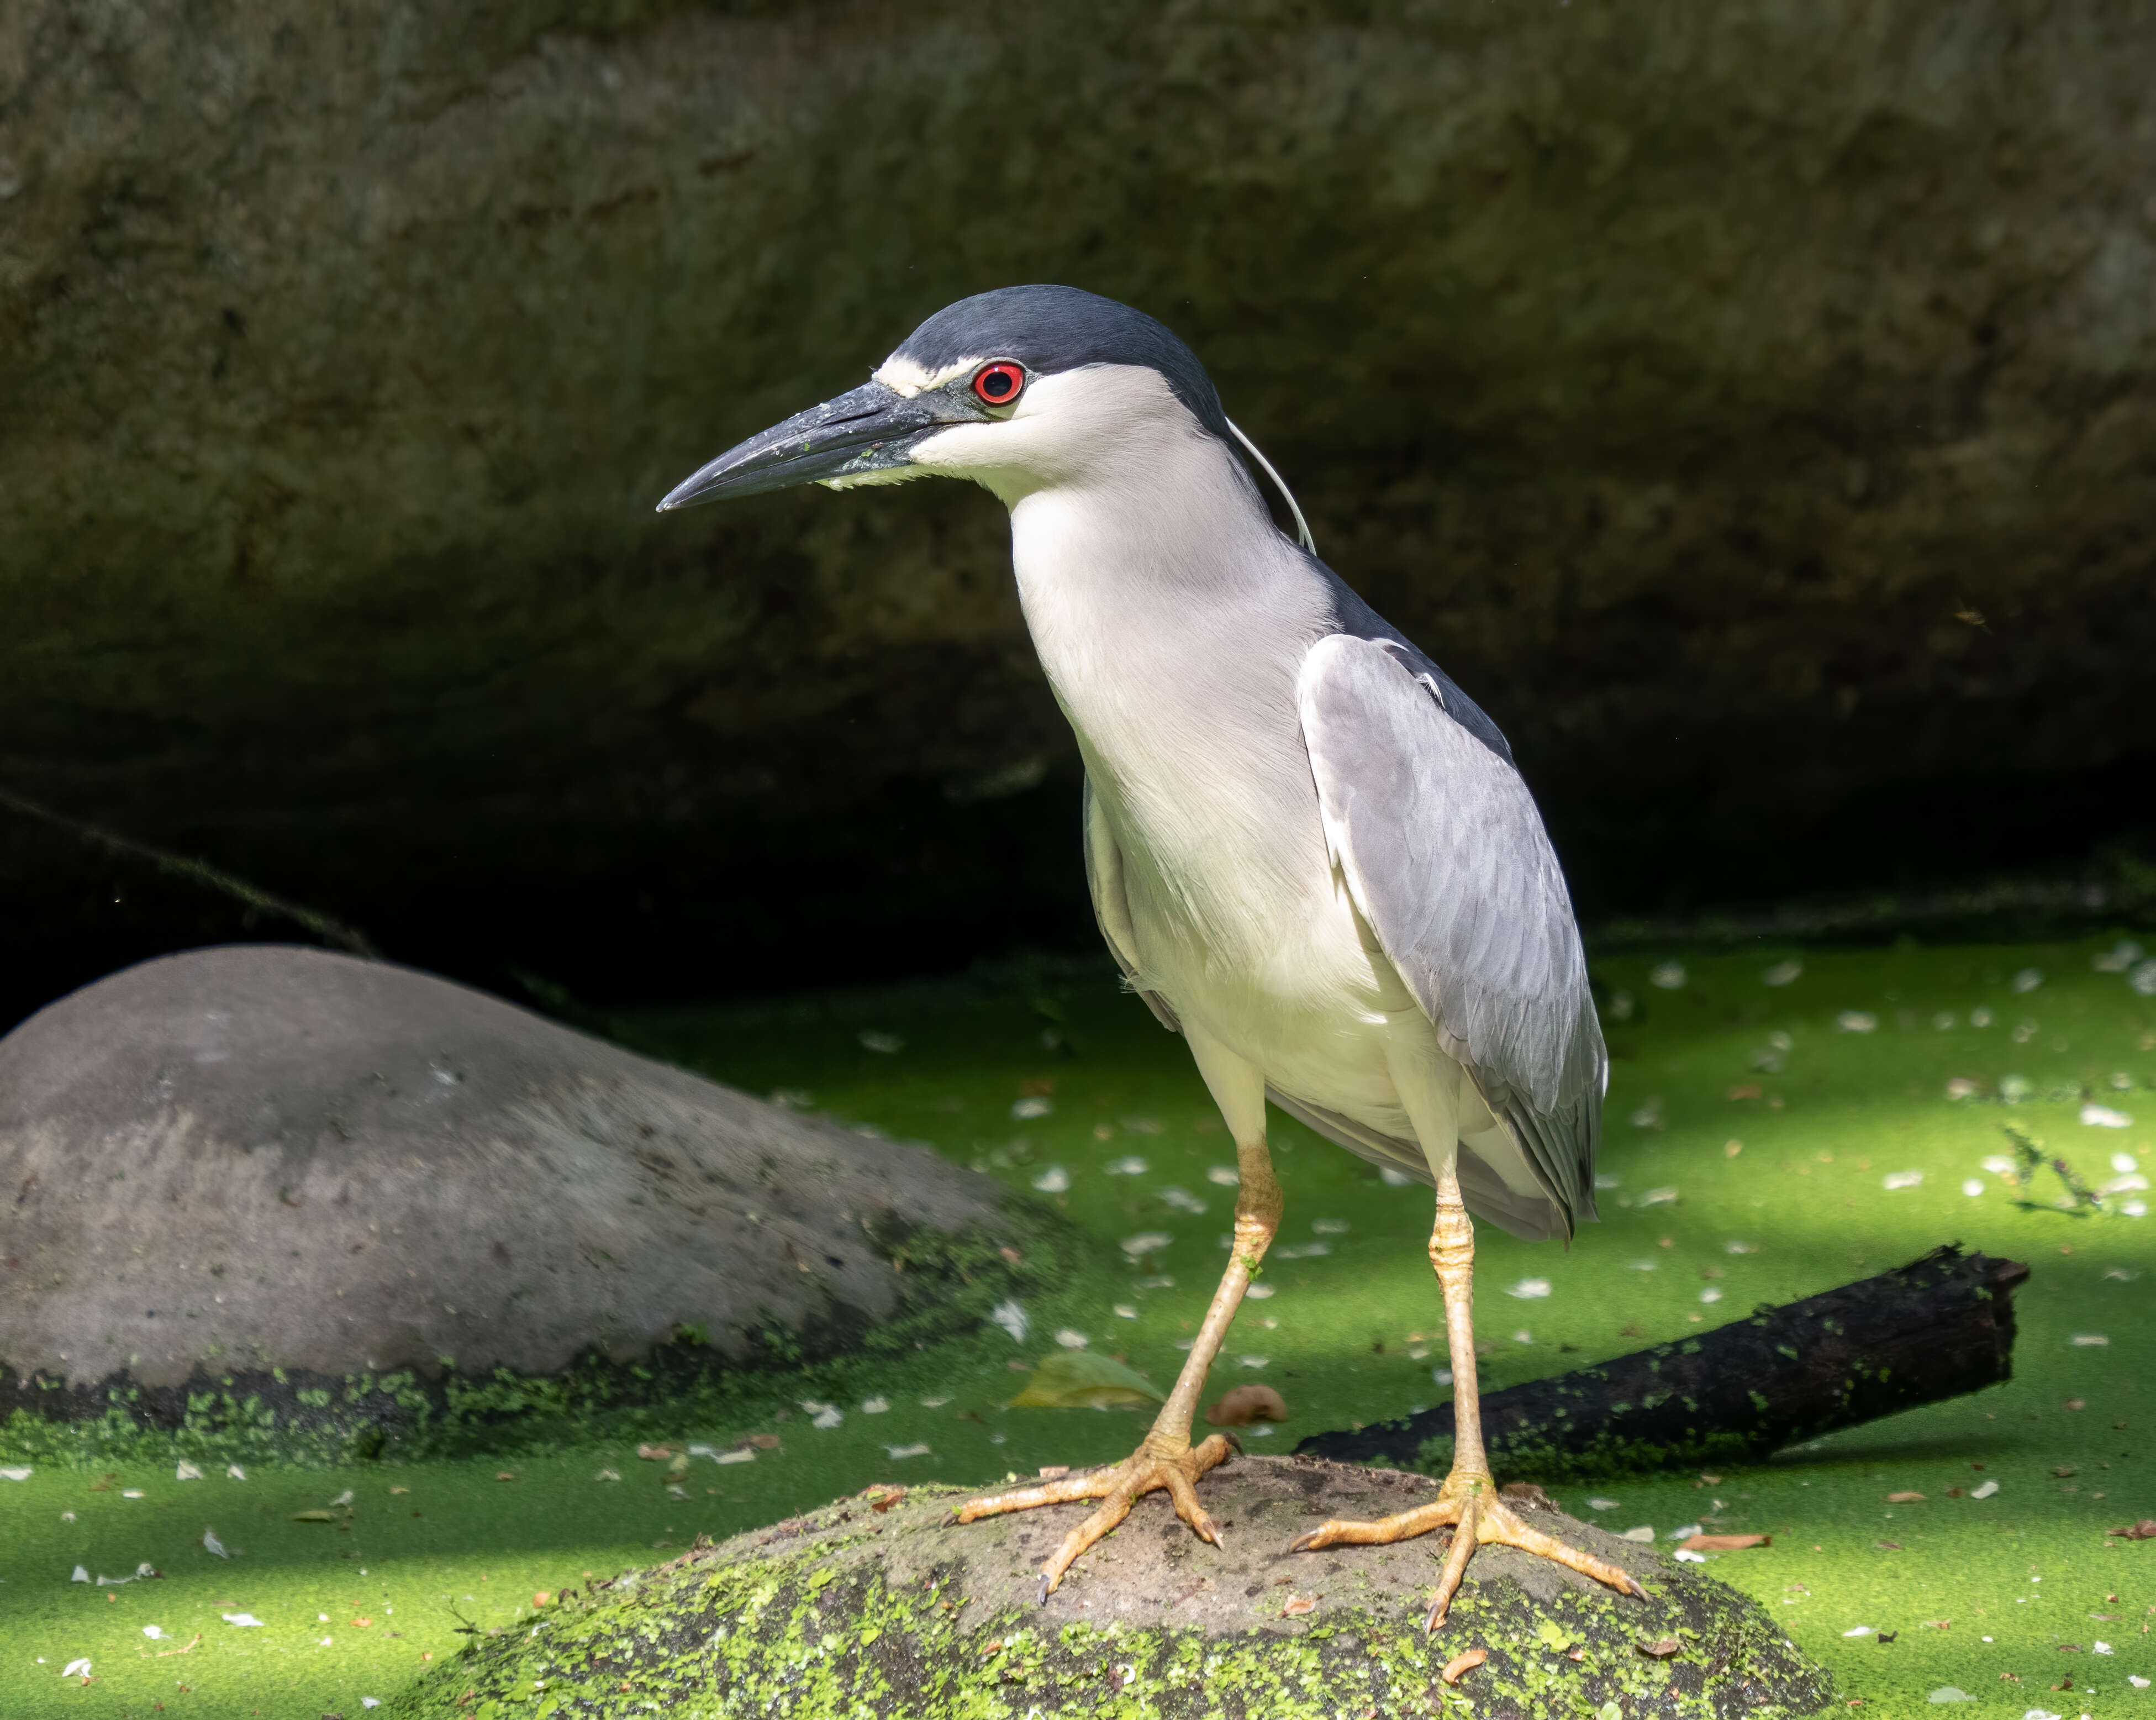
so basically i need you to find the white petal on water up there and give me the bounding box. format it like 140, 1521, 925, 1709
1238, 1355, 1269, 1368
1114, 1303, 1137, 1318
1646, 961, 1685, 991
2113, 1151, 2141, 1174
143, 1625, 168, 1640
858, 1030, 904, 1054
0, 1466, 30, 1481
1925, 1688, 1975, 1703
1206, 1165, 1240, 1186
989, 1300, 1029, 1342
1637, 1187, 1679, 1207
1274, 1242, 1329, 1259
860, 1396, 891, 1413
1505, 1278, 1552, 1299
2093, 1640, 2114, 1654
1630, 1101, 1664, 1129
1841, 1624, 1876, 1637
1119, 1232, 1173, 1257
1982, 1154, 2016, 1175
61, 1659, 92, 1678
1158, 1187, 1208, 1213
1378, 1166, 1415, 1186
1105, 1155, 1148, 1175
713, 1448, 755, 1465
1311, 1218, 1350, 1233
1671, 1523, 1701, 1538
175, 1461, 202, 1481
1031, 1166, 1071, 1193
1244, 1283, 1275, 1300
328, 1488, 354, 1507
223, 1613, 265, 1627
2126, 1199, 2149, 1217
1725, 1240, 1758, 1254
884, 1443, 931, 1459
1675, 1549, 1706, 1563
1010, 1097, 1053, 1120
1511, 1329, 1535, 1345
1699, 1287, 1723, 1304
71, 1565, 88, 1582
1971, 1479, 2000, 1498
1586, 1497, 1619, 1511
2132, 960, 2156, 996
2070, 1333, 2110, 1347
226, 1465, 246, 1481
2102, 1172, 2149, 1193
1626, 1259, 1658, 1271
2081, 1103, 2133, 1128
1055, 1329, 1089, 1349
921, 1395, 951, 1407
2011, 967, 2043, 993
1883, 1170, 1923, 1190
1621, 1526, 1656, 1542
1594, 1173, 1621, 1190
1138, 1274, 1176, 1289
1837, 1011, 1878, 1033
201, 1530, 229, 1557
1763, 960, 1802, 986
1432, 1369, 1454, 1386
811, 1406, 843, 1429
1963, 1178, 1985, 1197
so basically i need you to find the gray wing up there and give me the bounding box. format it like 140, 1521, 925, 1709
1082, 775, 1180, 1033
1296, 633, 1604, 1231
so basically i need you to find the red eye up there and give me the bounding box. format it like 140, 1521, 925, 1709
972, 362, 1025, 406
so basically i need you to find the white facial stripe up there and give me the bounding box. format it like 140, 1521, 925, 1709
872, 354, 986, 398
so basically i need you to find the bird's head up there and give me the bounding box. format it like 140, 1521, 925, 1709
657, 285, 1310, 541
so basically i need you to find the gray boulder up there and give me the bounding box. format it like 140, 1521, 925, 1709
0, 945, 1040, 1422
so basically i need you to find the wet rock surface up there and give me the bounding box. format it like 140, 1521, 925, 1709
391, 1456, 1833, 1717
0, 945, 1039, 1417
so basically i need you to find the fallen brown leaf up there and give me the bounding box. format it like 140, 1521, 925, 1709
1680, 1533, 1769, 1551
742, 1434, 782, 1450
351, 1617, 372, 1628
531, 1592, 550, 1607
1440, 1648, 1487, 1684
1699, 1474, 1724, 1485
1280, 1595, 1316, 1617
1923, 1620, 1951, 1630
1726, 1084, 1762, 1101
871, 1490, 906, 1514
2107, 1520, 2156, 1540
635, 1444, 672, 1461
494, 1472, 516, 1482
1500, 1482, 1555, 1511
1637, 1637, 1683, 1659
1885, 1491, 1925, 1503
1206, 1384, 1288, 1426
1945, 1486, 1965, 1498
1875, 1541, 1903, 1551
998, 1245, 1024, 1264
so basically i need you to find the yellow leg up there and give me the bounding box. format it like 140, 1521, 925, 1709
960, 1028, 1282, 1599
1293, 1171, 1646, 1629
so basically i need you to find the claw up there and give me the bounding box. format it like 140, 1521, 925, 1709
1037, 1571, 1051, 1605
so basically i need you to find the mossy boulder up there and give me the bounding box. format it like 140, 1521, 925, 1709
388, 1456, 1832, 1718
0, 945, 1078, 1458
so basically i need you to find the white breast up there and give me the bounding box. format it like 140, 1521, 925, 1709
1005, 428, 1424, 1126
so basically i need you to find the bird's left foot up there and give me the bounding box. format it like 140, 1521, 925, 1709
1291, 1471, 1646, 1629
956, 1432, 1240, 1600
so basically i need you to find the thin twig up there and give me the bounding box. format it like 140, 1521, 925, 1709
0, 786, 379, 958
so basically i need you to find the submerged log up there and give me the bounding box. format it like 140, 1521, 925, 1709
1299, 1244, 2028, 1478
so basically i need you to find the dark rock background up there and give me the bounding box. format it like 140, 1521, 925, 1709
3, 0, 2152, 1021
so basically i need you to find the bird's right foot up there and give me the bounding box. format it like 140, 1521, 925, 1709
957, 1432, 1240, 1599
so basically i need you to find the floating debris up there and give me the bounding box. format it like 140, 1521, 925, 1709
989, 1300, 1030, 1342
2080, 1103, 2133, 1129
1837, 1011, 1878, 1033
858, 1030, 904, 1054
1010, 1097, 1053, 1121
1105, 1155, 1148, 1175
1031, 1165, 1071, 1193
1505, 1277, 1552, 1299
1119, 1232, 1173, 1258
1205, 1165, 1240, 1186
1763, 960, 1803, 987
1883, 1170, 1924, 1190
2012, 968, 2044, 993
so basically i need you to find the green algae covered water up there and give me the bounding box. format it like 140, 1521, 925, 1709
2, 935, 2150, 1715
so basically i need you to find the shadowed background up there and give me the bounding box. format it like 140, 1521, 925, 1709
3, 0, 2152, 1023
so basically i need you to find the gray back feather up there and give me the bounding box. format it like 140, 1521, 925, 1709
1298, 634, 1604, 1223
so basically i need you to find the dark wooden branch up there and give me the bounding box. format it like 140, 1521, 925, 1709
1296, 1244, 2029, 1479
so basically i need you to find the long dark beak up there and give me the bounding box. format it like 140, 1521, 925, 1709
655, 380, 952, 510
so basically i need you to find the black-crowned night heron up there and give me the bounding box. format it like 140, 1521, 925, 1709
658, 286, 1640, 1627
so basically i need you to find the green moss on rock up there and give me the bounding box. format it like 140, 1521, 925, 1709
387, 1458, 1832, 1718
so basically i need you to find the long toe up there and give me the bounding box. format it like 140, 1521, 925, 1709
1290, 1498, 1459, 1553
1473, 1498, 1648, 1602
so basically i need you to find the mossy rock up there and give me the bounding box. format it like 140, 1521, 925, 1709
387, 1455, 1832, 1718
